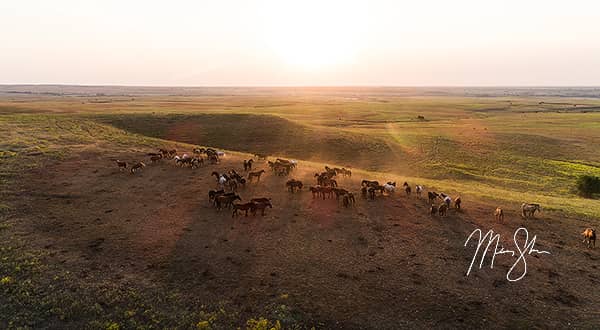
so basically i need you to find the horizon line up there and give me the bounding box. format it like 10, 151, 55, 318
2, 84, 600, 89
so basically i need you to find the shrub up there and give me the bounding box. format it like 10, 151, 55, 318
246, 317, 281, 330
577, 175, 600, 197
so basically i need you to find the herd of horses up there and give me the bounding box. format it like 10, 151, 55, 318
114, 147, 596, 249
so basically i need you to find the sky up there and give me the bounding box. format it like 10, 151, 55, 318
2, 0, 600, 86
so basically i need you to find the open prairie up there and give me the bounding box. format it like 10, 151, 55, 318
1, 86, 600, 329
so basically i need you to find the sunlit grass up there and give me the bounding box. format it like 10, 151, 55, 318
2, 95, 600, 220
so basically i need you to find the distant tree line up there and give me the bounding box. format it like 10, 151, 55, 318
577, 175, 600, 198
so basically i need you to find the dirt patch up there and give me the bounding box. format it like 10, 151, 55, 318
3, 148, 598, 328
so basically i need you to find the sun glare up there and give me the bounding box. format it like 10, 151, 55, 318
260, 0, 365, 71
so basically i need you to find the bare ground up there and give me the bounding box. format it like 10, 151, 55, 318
3, 149, 600, 329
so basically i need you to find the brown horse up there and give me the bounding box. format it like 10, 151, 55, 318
361, 180, 379, 188
232, 202, 256, 217
430, 205, 437, 216
428, 192, 439, 204
130, 162, 145, 174
332, 188, 349, 199
438, 204, 448, 216
582, 228, 596, 248
243, 159, 254, 171
252, 200, 272, 216
250, 197, 271, 204
342, 192, 356, 207
455, 196, 462, 209
248, 169, 266, 182
286, 179, 303, 193
309, 186, 321, 199
255, 153, 268, 159
115, 160, 127, 171
215, 194, 241, 210
319, 186, 333, 199
494, 207, 504, 222
368, 185, 385, 199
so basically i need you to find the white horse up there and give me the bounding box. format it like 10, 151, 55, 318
443, 196, 452, 208
415, 185, 423, 198
383, 183, 396, 194
218, 175, 227, 189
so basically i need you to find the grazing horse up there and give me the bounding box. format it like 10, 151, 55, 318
130, 162, 145, 174
415, 185, 423, 198
342, 194, 351, 207
320, 186, 333, 199
212, 171, 229, 189
582, 228, 596, 249
229, 170, 246, 188
430, 205, 437, 216
309, 186, 321, 199
337, 168, 352, 177
211, 192, 235, 207
443, 196, 452, 208
150, 155, 162, 163
215, 194, 241, 210
324, 166, 337, 178
255, 153, 267, 159
248, 169, 266, 182
232, 202, 256, 217
251, 200, 272, 216
361, 180, 379, 188
191, 157, 204, 168
211, 171, 221, 181
243, 159, 254, 171
115, 160, 127, 171
286, 179, 303, 193
367, 185, 385, 199
208, 154, 219, 164
219, 176, 228, 190
342, 192, 356, 207
494, 207, 504, 222
361, 186, 368, 198
174, 155, 182, 165
383, 182, 396, 195
455, 196, 462, 209
438, 204, 448, 216
227, 179, 238, 192
405, 185, 411, 196
368, 187, 377, 200
209, 189, 225, 202
521, 203, 541, 218
332, 188, 349, 200
321, 178, 338, 187
428, 192, 439, 204
250, 197, 271, 204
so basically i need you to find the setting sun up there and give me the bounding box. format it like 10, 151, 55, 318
259, 0, 366, 70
